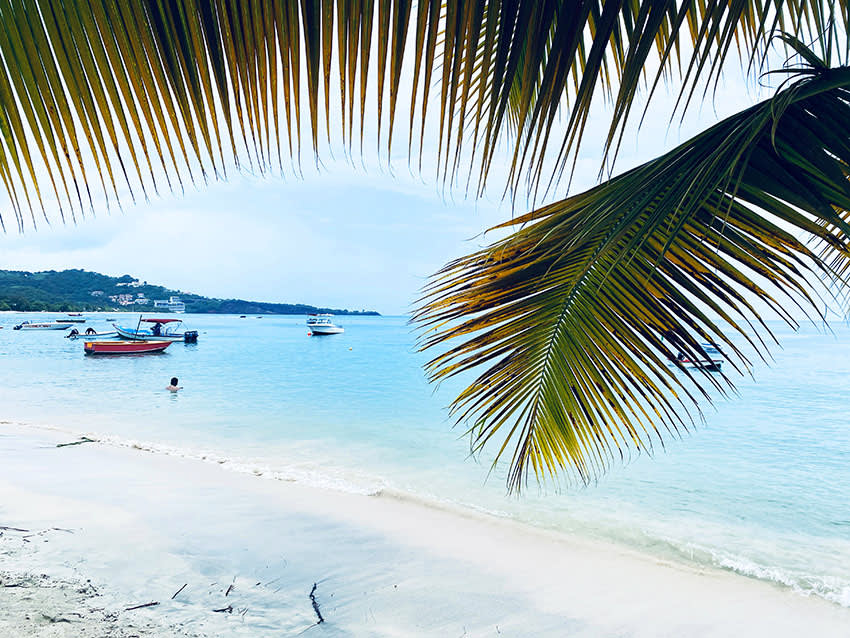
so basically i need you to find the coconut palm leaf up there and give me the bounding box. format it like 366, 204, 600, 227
0, 2, 849, 490
416, 63, 850, 491
0, 1, 846, 229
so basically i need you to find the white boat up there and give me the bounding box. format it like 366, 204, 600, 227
113, 318, 198, 342
675, 342, 723, 371
13, 321, 74, 331
152, 296, 186, 313
307, 314, 344, 335
66, 327, 118, 339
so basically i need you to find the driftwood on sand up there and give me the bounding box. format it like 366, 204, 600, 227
56, 437, 97, 448
309, 582, 324, 624
124, 602, 160, 611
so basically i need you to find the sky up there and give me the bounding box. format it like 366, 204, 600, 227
0, 46, 773, 316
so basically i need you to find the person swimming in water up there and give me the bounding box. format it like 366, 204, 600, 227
166, 377, 182, 392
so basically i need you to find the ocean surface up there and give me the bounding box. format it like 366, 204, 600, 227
1, 311, 849, 609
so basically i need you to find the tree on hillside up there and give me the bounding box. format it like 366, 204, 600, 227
0, 1, 848, 489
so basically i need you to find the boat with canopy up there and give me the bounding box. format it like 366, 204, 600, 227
113, 318, 198, 343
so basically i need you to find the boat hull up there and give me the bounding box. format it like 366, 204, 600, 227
84, 340, 171, 355
309, 326, 344, 335
15, 322, 74, 330
68, 330, 117, 339
675, 357, 723, 371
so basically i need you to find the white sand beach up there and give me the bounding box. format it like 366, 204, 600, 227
0, 570, 202, 637
2, 422, 848, 637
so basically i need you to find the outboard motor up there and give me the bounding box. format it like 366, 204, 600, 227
183, 330, 199, 344
66, 328, 80, 339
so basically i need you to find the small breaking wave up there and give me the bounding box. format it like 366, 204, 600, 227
646, 531, 850, 608
100, 435, 388, 497
4, 419, 386, 497
712, 550, 850, 607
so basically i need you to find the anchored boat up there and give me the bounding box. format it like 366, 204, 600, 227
84, 340, 171, 355
114, 318, 198, 343
306, 314, 344, 335
67, 327, 118, 339
13, 321, 74, 331
675, 343, 724, 371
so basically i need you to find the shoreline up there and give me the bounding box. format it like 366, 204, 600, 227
6, 418, 849, 607
2, 422, 849, 636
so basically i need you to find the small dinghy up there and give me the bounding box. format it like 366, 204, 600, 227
67, 327, 118, 339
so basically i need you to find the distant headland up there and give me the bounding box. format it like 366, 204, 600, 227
0, 269, 380, 315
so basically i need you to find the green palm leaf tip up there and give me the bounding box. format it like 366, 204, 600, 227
417, 65, 850, 492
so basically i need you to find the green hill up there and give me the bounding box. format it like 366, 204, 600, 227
0, 269, 379, 315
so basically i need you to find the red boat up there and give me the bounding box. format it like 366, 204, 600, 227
84, 340, 171, 355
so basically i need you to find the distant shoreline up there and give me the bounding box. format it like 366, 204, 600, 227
0, 268, 380, 315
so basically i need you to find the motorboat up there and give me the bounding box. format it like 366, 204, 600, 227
675, 342, 724, 371
84, 340, 171, 355
152, 296, 186, 313
307, 314, 344, 335
13, 321, 74, 330
66, 327, 118, 339
62, 314, 86, 323
113, 318, 198, 343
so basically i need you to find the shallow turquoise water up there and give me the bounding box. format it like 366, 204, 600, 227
1, 312, 848, 606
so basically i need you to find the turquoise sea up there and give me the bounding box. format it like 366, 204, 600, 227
1, 312, 849, 609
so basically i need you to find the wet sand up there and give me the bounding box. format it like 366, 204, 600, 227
2, 422, 849, 637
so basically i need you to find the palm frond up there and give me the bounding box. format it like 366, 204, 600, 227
416, 64, 850, 491
0, 1, 847, 229
3, 2, 850, 490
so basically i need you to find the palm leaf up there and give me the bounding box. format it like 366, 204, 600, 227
0, 1, 846, 228
0, 2, 849, 490
416, 64, 850, 491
